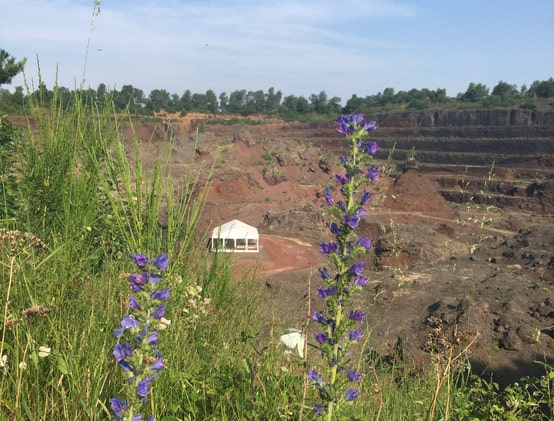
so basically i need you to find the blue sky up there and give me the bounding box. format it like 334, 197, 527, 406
1, 0, 553, 103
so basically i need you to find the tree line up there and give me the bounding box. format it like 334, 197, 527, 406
1, 49, 553, 118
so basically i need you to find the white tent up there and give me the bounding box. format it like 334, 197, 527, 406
210, 219, 259, 253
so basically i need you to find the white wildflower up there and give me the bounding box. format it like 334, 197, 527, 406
19, 361, 27, 370
157, 317, 171, 331
38, 346, 51, 358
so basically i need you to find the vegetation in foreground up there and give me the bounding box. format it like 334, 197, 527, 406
0, 84, 552, 420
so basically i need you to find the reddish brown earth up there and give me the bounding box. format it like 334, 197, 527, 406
132, 114, 554, 386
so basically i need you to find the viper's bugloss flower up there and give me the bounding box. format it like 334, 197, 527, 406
315, 332, 330, 344
360, 190, 371, 205
363, 141, 378, 154
151, 287, 170, 301
318, 286, 336, 299
129, 296, 141, 311
365, 166, 379, 182
347, 369, 362, 382
314, 403, 328, 417
153, 253, 169, 270
114, 343, 134, 362
349, 261, 365, 276
335, 173, 349, 185
349, 330, 364, 342
319, 267, 330, 279
330, 222, 342, 235
131, 253, 149, 267
353, 275, 368, 286
345, 389, 359, 401
320, 242, 338, 255
151, 304, 166, 319
308, 368, 323, 382
349, 310, 366, 323
312, 311, 330, 325
344, 208, 367, 229
114, 314, 140, 338
324, 187, 334, 205
110, 397, 129, 418
356, 236, 372, 250
136, 376, 153, 399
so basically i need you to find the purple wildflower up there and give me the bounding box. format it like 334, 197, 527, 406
345, 389, 359, 401
129, 296, 141, 311
324, 187, 334, 205
319, 267, 330, 279
347, 369, 362, 382
153, 253, 169, 270
356, 236, 372, 250
150, 304, 166, 319
349, 329, 364, 342
349, 310, 366, 323
353, 275, 368, 286
150, 287, 170, 301
330, 222, 342, 235
344, 208, 367, 229
110, 398, 129, 419
359, 190, 371, 205
146, 331, 159, 346
308, 369, 323, 382
363, 141, 378, 154
349, 261, 365, 276
320, 242, 338, 255
136, 376, 153, 399
131, 253, 149, 267
314, 403, 327, 417
312, 311, 330, 325
113, 343, 133, 362
318, 286, 336, 299
335, 173, 349, 185
365, 166, 379, 182
315, 332, 329, 344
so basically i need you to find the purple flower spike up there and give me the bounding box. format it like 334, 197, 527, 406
154, 253, 169, 270
131, 253, 149, 267
345, 389, 359, 401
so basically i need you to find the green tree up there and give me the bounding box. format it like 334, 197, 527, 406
218, 92, 228, 113
205, 89, 218, 114
459, 82, 489, 103
180, 90, 193, 114
0, 49, 26, 86
491, 80, 519, 105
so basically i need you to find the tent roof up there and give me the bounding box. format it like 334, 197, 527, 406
211, 219, 259, 239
